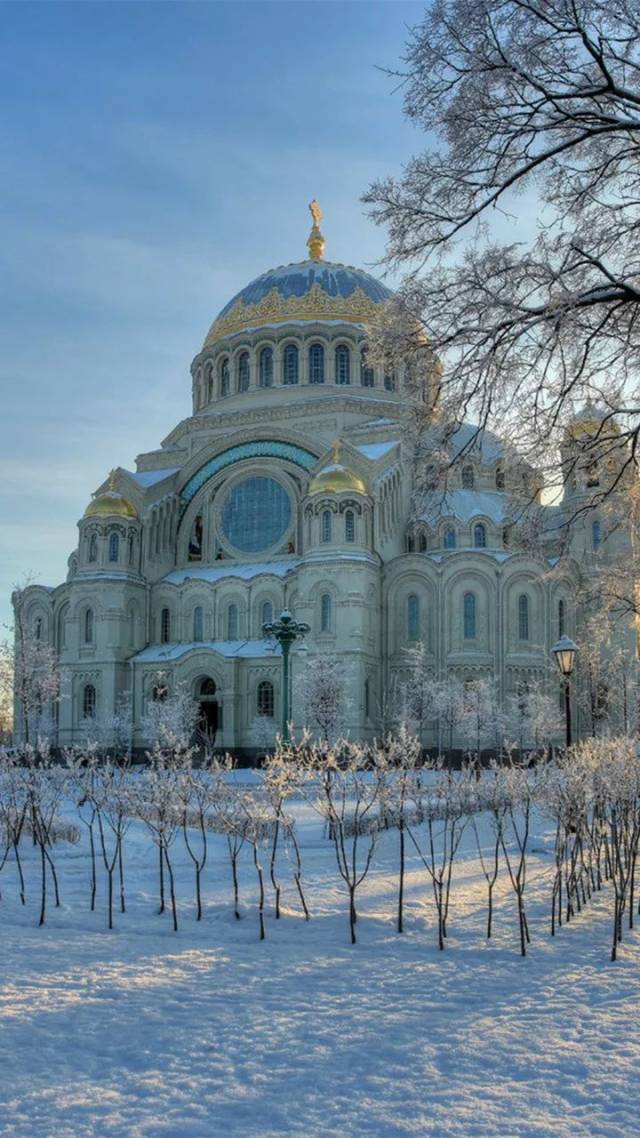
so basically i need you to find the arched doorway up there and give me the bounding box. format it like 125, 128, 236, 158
196, 676, 219, 747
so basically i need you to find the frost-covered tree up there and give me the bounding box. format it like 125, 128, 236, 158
141, 675, 198, 751
295, 655, 351, 742
365, 0, 640, 499
7, 585, 61, 744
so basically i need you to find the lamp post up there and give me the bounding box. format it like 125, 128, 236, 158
552, 636, 578, 748
263, 609, 310, 742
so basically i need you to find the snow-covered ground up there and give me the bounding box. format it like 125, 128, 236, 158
1, 798, 639, 1138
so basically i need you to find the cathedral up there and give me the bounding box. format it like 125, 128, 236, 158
14, 205, 636, 754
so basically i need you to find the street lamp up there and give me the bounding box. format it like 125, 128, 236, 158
552, 635, 578, 748
263, 609, 310, 742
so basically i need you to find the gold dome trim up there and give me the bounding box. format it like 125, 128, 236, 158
84, 471, 138, 520
308, 442, 367, 496
204, 282, 386, 348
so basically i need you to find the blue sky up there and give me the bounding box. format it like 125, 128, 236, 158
0, 0, 427, 633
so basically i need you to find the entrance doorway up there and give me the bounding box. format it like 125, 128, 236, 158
196, 677, 219, 748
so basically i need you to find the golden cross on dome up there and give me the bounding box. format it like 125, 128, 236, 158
307, 199, 325, 261
332, 440, 342, 465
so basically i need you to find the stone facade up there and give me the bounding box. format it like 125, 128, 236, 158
14, 245, 637, 753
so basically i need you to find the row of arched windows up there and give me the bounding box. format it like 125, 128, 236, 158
321, 509, 356, 544
159, 600, 277, 644
206, 344, 397, 399
461, 465, 505, 491
407, 522, 487, 553
87, 531, 135, 565
405, 592, 565, 643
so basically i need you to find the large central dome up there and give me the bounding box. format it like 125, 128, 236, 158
204, 193, 395, 351
204, 259, 392, 347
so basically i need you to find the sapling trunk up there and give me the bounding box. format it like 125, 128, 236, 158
164, 846, 178, 932
253, 842, 265, 940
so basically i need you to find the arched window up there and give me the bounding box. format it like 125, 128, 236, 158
495, 466, 505, 490
200, 678, 216, 697
406, 534, 415, 553
283, 343, 299, 385
257, 680, 274, 718
152, 683, 168, 703
84, 608, 94, 644
418, 532, 427, 552
88, 534, 98, 563
237, 351, 250, 392
259, 346, 273, 388
463, 592, 476, 639
364, 677, 371, 719
586, 463, 600, 488
108, 532, 119, 563
384, 371, 396, 392
188, 515, 203, 561
407, 594, 420, 641
443, 526, 456, 549
320, 593, 332, 632
128, 605, 136, 648
34, 617, 43, 641
558, 598, 565, 639
321, 510, 332, 543
502, 526, 511, 547
220, 357, 230, 397
462, 465, 475, 490
360, 350, 374, 387
335, 345, 351, 385
83, 684, 96, 719
193, 606, 204, 642
592, 519, 601, 549
227, 603, 238, 640
128, 533, 135, 565
309, 343, 325, 384
261, 601, 273, 628
345, 510, 355, 543
205, 362, 214, 402
518, 594, 529, 641
160, 607, 170, 644
473, 523, 487, 548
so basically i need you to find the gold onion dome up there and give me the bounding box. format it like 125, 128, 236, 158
308, 442, 367, 496
203, 201, 392, 347
565, 400, 620, 439
84, 471, 138, 520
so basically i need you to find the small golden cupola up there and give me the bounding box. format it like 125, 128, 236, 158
84, 470, 138, 520
308, 442, 367, 496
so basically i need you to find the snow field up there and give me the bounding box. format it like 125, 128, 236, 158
1, 795, 639, 1138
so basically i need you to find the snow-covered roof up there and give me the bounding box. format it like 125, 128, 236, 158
163, 560, 300, 586
354, 441, 398, 461
132, 639, 282, 664
449, 423, 505, 463
125, 468, 180, 487
420, 489, 510, 526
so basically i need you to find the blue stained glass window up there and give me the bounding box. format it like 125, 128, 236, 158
518, 594, 529, 640
261, 601, 273, 627
309, 344, 324, 384
283, 344, 299, 384
109, 532, 119, 562
444, 526, 456, 549
237, 352, 250, 392
474, 523, 487, 548
220, 358, 230, 397
407, 594, 419, 641
463, 592, 476, 639
221, 476, 291, 553
259, 347, 273, 388
335, 345, 351, 385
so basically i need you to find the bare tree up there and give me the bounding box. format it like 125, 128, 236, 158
364, 1, 640, 496
7, 584, 61, 745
